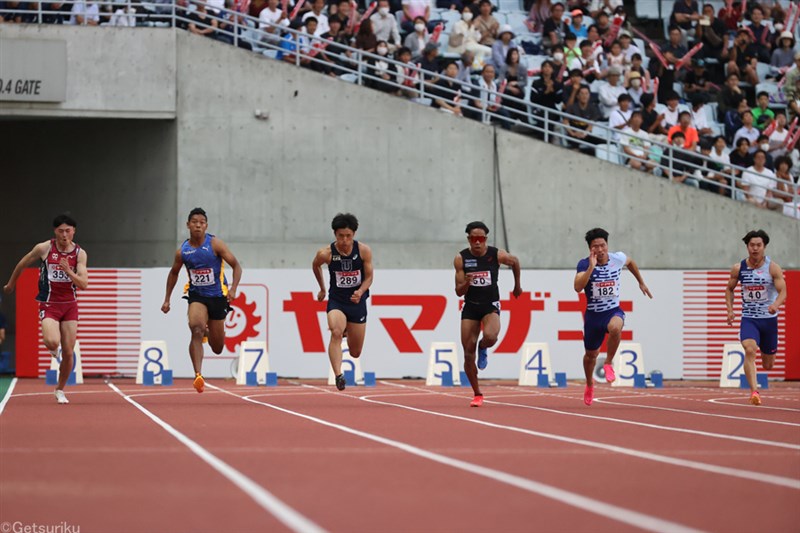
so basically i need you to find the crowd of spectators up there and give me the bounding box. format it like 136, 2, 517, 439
2, 0, 799, 217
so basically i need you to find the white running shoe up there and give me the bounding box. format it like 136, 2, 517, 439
55, 390, 69, 404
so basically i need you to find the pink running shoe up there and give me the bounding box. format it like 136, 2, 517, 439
584, 385, 594, 406
470, 395, 484, 407
603, 364, 616, 383
750, 391, 762, 406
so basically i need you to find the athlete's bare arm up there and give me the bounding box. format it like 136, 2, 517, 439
498, 249, 523, 298
351, 243, 373, 304
625, 257, 653, 298
3, 241, 50, 294
212, 237, 243, 302
312, 246, 332, 302
161, 249, 183, 314
769, 261, 787, 315
573, 250, 597, 292
60, 248, 89, 290
453, 254, 473, 297
725, 262, 742, 326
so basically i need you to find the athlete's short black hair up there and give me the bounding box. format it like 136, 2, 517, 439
188, 207, 207, 222
585, 227, 609, 246
52, 214, 77, 228
465, 221, 490, 234
332, 213, 359, 232
743, 229, 770, 246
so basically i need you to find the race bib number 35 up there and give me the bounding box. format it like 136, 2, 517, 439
190, 268, 214, 286
743, 285, 768, 303
470, 271, 492, 286
47, 264, 71, 282
591, 280, 618, 299
336, 271, 362, 288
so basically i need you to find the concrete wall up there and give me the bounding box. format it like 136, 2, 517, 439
0, 26, 175, 118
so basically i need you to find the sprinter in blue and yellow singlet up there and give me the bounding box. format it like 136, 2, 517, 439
725, 230, 787, 406
162, 208, 242, 393
312, 213, 374, 391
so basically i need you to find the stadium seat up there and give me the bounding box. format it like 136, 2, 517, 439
595, 143, 622, 164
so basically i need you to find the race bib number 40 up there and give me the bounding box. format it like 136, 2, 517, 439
47, 264, 71, 282
190, 268, 214, 286
743, 285, 768, 303
591, 280, 618, 299
335, 271, 362, 288
469, 271, 492, 286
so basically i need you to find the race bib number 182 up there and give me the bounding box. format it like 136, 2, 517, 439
591, 280, 618, 299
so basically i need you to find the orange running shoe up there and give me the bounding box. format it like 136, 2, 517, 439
470, 395, 484, 407
584, 385, 594, 406
193, 373, 205, 393
750, 390, 761, 406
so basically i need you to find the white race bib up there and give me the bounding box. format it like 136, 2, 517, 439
469, 271, 492, 287
189, 268, 214, 286
335, 270, 362, 288
591, 280, 619, 299
743, 285, 768, 303
47, 263, 71, 283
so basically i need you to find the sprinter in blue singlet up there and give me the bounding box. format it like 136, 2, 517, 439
725, 230, 788, 406
162, 208, 242, 393
574, 228, 652, 406
312, 213, 374, 391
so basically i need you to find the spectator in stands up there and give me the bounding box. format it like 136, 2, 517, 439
563, 68, 586, 107
365, 41, 396, 93
567, 9, 587, 39
741, 149, 778, 207
598, 66, 626, 119
570, 39, 600, 82
771, 31, 796, 72
618, 32, 640, 63
734, 110, 761, 151
318, 16, 350, 75
665, 132, 700, 187
606, 40, 626, 73
249, 0, 268, 18
589, 0, 621, 19
401, 0, 430, 33
68, 0, 99, 25
718, 0, 743, 31
448, 6, 491, 61
419, 43, 440, 79
562, 33, 580, 66
668, 110, 700, 151
475, 0, 499, 46
550, 45, 567, 76
371, 0, 401, 51
747, 6, 773, 63
683, 58, 713, 96
525, 0, 551, 33
670, 0, 699, 46
625, 53, 651, 93
259, 0, 289, 45
608, 93, 632, 141
641, 93, 667, 137
392, 46, 420, 96
626, 71, 644, 109
724, 95, 748, 142
475, 64, 511, 127
334, 0, 352, 30
662, 92, 681, 131
431, 61, 466, 116
404, 16, 430, 58
499, 47, 527, 120
689, 94, 714, 140
530, 59, 563, 113
783, 53, 800, 117
492, 25, 518, 68
543, 2, 567, 48
563, 85, 603, 154
188, 1, 218, 37
728, 28, 759, 85
455, 50, 476, 83
729, 137, 754, 183
620, 110, 657, 173
695, 2, 728, 76
752, 91, 775, 131
593, 11, 610, 38
717, 73, 744, 122
768, 112, 789, 154
355, 17, 378, 53
772, 156, 798, 214
651, 26, 686, 102
756, 134, 775, 169
303, 0, 329, 36
696, 136, 731, 195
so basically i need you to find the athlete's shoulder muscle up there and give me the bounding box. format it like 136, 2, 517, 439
32, 240, 51, 260
358, 242, 373, 261
314, 246, 332, 265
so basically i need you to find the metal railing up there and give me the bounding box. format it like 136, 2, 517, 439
3, 0, 799, 217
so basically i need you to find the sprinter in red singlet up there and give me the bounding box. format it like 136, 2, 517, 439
4, 215, 89, 404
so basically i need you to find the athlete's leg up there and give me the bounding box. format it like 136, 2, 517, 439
327, 310, 348, 375
741, 338, 759, 393
57, 320, 77, 391
461, 319, 482, 396
761, 352, 776, 370
41, 317, 61, 355
604, 316, 624, 365
583, 349, 600, 386
206, 319, 225, 355
478, 313, 500, 350
187, 303, 210, 375
344, 322, 367, 358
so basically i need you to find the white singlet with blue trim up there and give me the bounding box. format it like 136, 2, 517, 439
577, 251, 627, 313
738, 256, 778, 319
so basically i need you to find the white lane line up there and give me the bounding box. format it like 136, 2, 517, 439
352, 383, 800, 490
106, 382, 326, 533
0, 377, 18, 416
206, 383, 704, 533
708, 398, 800, 413
10, 389, 116, 398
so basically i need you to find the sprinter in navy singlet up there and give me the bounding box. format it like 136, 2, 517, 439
725, 230, 787, 406
162, 208, 242, 393
454, 221, 522, 407
574, 228, 652, 407
313, 213, 374, 391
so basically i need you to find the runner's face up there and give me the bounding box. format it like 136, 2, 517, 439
334, 228, 355, 251
747, 238, 765, 261
187, 215, 208, 239
53, 224, 75, 246
467, 229, 487, 254
589, 238, 608, 262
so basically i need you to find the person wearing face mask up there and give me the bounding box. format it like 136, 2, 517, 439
404, 16, 430, 58
448, 5, 491, 61
366, 41, 398, 94
626, 71, 644, 109
755, 134, 775, 170
370, 0, 401, 51
401, 0, 430, 33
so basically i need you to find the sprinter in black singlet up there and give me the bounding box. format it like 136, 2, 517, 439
313, 213, 374, 391
454, 221, 522, 407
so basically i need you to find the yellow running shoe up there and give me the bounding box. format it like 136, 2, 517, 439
193, 373, 205, 393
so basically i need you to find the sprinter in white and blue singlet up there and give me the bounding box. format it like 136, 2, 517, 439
313, 213, 374, 391
725, 230, 787, 406
574, 228, 652, 406
454, 221, 522, 408
162, 208, 242, 393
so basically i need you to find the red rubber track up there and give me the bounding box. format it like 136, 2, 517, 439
2, 378, 798, 533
